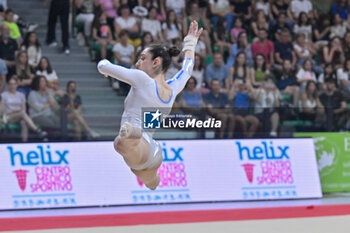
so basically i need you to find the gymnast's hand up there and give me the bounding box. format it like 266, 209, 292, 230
187, 20, 203, 39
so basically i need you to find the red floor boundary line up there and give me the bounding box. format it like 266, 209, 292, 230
1, 204, 350, 232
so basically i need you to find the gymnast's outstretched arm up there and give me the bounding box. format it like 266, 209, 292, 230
97, 59, 152, 88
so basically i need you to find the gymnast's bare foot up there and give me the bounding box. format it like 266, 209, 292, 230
119, 122, 142, 139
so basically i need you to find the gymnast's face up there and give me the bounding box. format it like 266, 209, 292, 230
136, 48, 161, 76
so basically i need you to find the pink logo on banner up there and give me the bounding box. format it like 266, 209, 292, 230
242, 163, 255, 183
13, 169, 29, 191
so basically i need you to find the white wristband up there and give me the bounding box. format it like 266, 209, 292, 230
182, 35, 198, 53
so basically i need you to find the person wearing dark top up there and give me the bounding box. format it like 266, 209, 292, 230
0, 24, 18, 80
319, 78, 348, 130
61, 81, 100, 140
270, 0, 290, 20
232, 0, 252, 23
274, 28, 296, 69
204, 79, 235, 138
269, 12, 292, 41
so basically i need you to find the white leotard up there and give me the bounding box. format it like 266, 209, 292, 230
97, 58, 194, 131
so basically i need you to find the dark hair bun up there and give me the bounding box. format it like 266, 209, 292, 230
167, 46, 181, 57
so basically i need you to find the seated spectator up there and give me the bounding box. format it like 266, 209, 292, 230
322, 36, 345, 68
312, 14, 331, 44
0, 24, 18, 79
141, 6, 164, 41
320, 78, 348, 130
274, 28, 296, 68
209, 0, 234, 30
36, 57, 58, 88
227, 32, 253, 68
192, 54, 206, 90
250, 10, 269, 39
232, 0, 252, 24
3, 9, 21, 44
330, 13, 347, 39
318, 63, 336, 92
269, 12, 292, 41
205, 52, 229, 89
49, 78, 66, 103
230, 17, 245, 43
74, 0, 96, 45
290, 0, 312, 20
136, 32, 153, 56
251, 54, 270, 86
15, 51, 34, 95
213, 16, 231, 53
293, 12, 312, 42
27, 75, 60, 129
204, 79, 235, 139
331, 0, 350, 20
61, 81, 99, 140
162, 10, 182, 43
270, 0, 291, 21
96, 0, 118, 39
336, 58, 350, 98
299, 81, 325, 123
275, 59, 300, 107
114, 4, 140, 46
21, 31, 42, 71
253, 0, 270, 18
343, 31, 350, 59
252, 29, 274, 66
92, 11, 114, 59
253, 75, 281, 137
164, 0, 185, 19
1, 77, 47, 142
227, 52, 252, 90
294, 33, 317, 65
228, 79, 259, 138
0, 58, 7, 92
296, 59, 317, 92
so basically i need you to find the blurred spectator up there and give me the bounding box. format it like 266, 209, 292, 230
74, 0, 96, 46
0, 5, 4, 25
195, 33, 207, 58
293, 12, 312, 42
209, 0, 234, 30
192, 54, 205, 90
320, 78, 347, 130
270, 0, 291, 21
49, 78, 66, 103
318, 63, 336, 92
293, 33, 316, 65
164, 0, 185, 19
204, 79, 235, 139
296, 59, 316, 91
322, 36, 345, 68
21, 31, 42, 71
3, 9, 21, 45
251, 54, 270, 86
36, 57, 58, 88
343, 31, 350, 59
0, 58, 7, 92
312, 14, 331, 44
162, 10, 182, 42
136, 32, 153, 55
0, 24, 18, 79
15, 51, 34, 95
1, 77, 47, 142
92, 11, 114, 59
253, 75, 281, 137
97, 0, 119, 39
27, 75, 60, 129
290, 0, 312, 20
330, 13, 347, 39
114, 4, 140, 46
336, 58, 350, 98
141, 6, 164, 41
276, 59, 300, 107
227, 32, 253, 68
331, 0, 350, 20
228, 79, 258, 138
232, 0, 252, 23
205, 52, 229, 89
45, 0, 70, 54
300, 81, 325, 122
253, 0, 271, 18
61, 81, 100, 140
251, 10, 269, 40
227, 52, 252, 90
230, 17, 245, 43
269, 12, 292, 41
213, 16, 231, 53
274, 28, 296, 68
252, 29, 274, 66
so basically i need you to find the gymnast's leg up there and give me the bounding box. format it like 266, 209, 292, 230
113, 122, 162, 190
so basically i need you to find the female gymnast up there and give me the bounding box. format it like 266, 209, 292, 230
97, 21, 203, 190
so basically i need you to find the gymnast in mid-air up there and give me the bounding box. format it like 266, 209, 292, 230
97, 21, 203, 190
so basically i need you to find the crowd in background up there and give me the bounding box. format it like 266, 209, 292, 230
76, 0, 350, 138
0, 0, 99, 142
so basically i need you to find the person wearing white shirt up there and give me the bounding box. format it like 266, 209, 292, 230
141, 7, 163, 41
290, 0, 312, 19
165, 0, 185, 18
296, 59, 317, 92
336, 58, 350, 90
114, 4, 139, 38
161, 10, 182, 42
36, 57, 58, 87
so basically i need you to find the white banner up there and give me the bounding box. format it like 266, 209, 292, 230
0, 138, 322, 210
